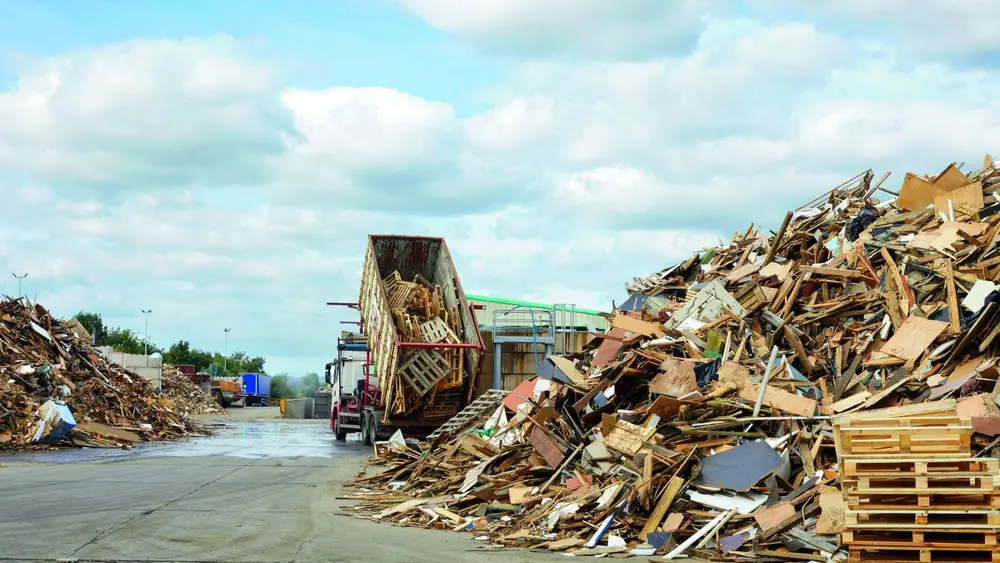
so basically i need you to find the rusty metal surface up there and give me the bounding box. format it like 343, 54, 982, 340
368, 234, 443, 282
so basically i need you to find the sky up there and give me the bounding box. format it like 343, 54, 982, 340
2, 0, 1000, 376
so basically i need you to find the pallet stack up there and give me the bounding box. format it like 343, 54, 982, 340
835, 410, 1000, 563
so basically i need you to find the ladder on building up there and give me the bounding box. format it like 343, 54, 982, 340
426, 389, 508, 441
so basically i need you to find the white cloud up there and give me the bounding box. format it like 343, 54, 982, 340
6, 3, 1000, 375
395, 0, 727, 58
0, 35, 291, 192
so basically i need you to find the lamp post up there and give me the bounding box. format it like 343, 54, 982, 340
11, 273, 27, 299
142, 309, 152, 364
224, 328, 231, 376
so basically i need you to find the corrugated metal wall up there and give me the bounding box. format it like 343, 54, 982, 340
477, 330, 593, 393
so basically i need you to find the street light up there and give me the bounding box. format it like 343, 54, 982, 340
142, 309, 152, 364
11, 273, 27, 299
224, 328, 231, 375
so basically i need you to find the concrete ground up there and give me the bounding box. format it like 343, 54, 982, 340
0, 408, 558, 563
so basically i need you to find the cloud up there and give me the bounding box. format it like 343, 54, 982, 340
0, 35, 292, 194
6, 4, 1000, 375
395, 0, 728, 58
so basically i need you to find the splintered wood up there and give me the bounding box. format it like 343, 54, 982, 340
347, 156, 1000, 560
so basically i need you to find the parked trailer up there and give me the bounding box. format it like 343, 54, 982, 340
327, 235, 485, 445
241, 373, 271, 407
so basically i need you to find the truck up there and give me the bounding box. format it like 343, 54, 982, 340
240, 373, 271, 406
210, 376, 245, 408
327, 235, 485, 445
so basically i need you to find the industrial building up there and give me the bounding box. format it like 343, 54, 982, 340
465, 294, 610, 393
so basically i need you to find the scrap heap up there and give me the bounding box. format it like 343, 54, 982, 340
381, 270, 468, 416
0, 298, 196, 448
161, 365, 225, 416
346, 156, 1000, 559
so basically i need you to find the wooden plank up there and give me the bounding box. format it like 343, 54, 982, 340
945, 261, 962, 335
639, 476, 685, 541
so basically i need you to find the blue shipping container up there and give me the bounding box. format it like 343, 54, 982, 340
241, 373, 271, 397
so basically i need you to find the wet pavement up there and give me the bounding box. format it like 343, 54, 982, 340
0, 413, 558, 563
0, 417, 364, 464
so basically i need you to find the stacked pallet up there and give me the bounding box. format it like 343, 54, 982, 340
835, 407, 1000, 563
383, 270, 467, 417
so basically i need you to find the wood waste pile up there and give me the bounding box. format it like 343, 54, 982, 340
0, 298, 198, 449
346, 155, 1000, 561
161, 365, 225, 416
382, 270, 469, 415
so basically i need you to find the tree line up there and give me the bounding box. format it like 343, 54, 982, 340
73, 311, 266, 379
72, 311, 326, 398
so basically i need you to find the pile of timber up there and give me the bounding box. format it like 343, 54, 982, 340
383, 270, 468, 418
344, 156, 1000, 560
0, 298, 197, 448
161, 365, 225, 416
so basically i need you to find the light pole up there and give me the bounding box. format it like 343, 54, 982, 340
11, 273, 27, 299
142, 309, 152, 364
224, 328, 231, 376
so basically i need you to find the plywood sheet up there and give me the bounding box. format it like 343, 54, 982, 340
611, 311, 665, 338
754, 501, 795, 532
933, 163, 971, 191
739, 383, 817, 417
649, 359, 698, 398
897, 172, 945, 211
934, 181, 984, 216
880, 315, 948, 361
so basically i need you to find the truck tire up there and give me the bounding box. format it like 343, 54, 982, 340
334, 411, 347, 441
362, 412, 374, 446
212, 390, 225, 407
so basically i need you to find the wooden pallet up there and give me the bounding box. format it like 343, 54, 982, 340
843, 457, 1000, 478
844, 475, 998, 494
843, 528, 998, 548
835, 418, 972, 456
848, 546, 1000, 563
847, 509, 1000, 528
397, 349, 451, 397
426, 389, 508, 440
847, 491, 1000, 510
420, 317, 459, 344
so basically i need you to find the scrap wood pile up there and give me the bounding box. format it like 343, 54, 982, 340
380, 270, 469, 418
161, 365, 225, 416
345, 156, 1000, 560
0, 298, 197, 449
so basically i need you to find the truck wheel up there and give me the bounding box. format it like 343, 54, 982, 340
361, 412, 373, 446
212, 390, 224, 407
334, 412, 347, 441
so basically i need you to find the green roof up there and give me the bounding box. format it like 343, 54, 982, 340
465, 294, 608, 316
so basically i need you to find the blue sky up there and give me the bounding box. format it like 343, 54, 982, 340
3, 0, 1000, 376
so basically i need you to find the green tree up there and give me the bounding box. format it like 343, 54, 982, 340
101, 327, 145, 354
299, 372, 321, 398
73, 311, 106, 345
270, 373, 298, 399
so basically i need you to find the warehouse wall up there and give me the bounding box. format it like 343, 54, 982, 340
477, 330, 592, 393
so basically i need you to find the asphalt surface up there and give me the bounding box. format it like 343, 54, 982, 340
0, 408, 555, 563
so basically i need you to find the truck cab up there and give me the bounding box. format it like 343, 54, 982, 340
325, 331, 374, 441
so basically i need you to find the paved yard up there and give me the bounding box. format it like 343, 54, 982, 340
0, 410, 554, 563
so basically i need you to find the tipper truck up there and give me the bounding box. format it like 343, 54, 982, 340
327, 235, 485, 445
